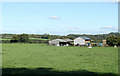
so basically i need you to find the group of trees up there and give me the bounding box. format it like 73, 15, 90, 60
106, 35, 120, 46
10, 34, 29, 43
30, 33, 61, 39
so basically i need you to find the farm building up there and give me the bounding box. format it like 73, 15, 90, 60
74, 36, 91, 46
49, 39, 73, 46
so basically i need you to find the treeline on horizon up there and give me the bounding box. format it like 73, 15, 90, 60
0, 32, 120, 46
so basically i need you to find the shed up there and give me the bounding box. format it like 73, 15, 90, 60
74, 36, 91, 46
49, 39, 73, 46
74, 37, 85, 45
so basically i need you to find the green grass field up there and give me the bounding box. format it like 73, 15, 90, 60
2, 44, 118, 75
0, 39, 11, 40
29, 38, 50, 40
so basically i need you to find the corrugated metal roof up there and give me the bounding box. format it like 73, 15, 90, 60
62, 39, 74, 42
51, 39, 66, 42
79, 36, 91, 40
50, 39, 73, 42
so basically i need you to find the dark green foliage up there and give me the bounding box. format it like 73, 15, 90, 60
60, 36, 69, 39
10, 40, 18, 43
12, 35, 18, 40
1, 40, 10, 43
117, 36, 120, 45
10, 35, 18, 43
106, 35, 120, 46
10, 34, 29, 43
41, 33, 50, 39
17, 34, 29, 42
2, 68, 118, 76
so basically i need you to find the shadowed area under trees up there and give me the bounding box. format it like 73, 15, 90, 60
2, 67, 118, 76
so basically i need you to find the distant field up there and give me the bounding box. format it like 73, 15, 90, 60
0, 38, 11, 40
29, 38, 50, 40
2, 44, 118, 75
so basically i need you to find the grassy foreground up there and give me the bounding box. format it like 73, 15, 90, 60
2, 44, 118, 75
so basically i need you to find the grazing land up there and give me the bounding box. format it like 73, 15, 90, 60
29, 38, 50, 40
2, 44, 118, 75
0, 39, 11, 40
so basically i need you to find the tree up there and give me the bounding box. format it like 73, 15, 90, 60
117, 36, 120, 46
12, 35, 18, 40
17, 34, 29, 43
106, 35, 118, 46
11, 34, 29, 43
10, 35, 18, 43
41, 33, 50, 39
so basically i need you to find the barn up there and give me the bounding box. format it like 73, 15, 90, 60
49, 39, 73, 46
74, 36, 91, 46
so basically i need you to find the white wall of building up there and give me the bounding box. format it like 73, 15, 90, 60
74, 37, 85, 45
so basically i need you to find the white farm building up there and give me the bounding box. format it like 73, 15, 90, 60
49, 36, 91, 46
74, 37, 85, 45
74, 36, 91, 46
49, 39, 73, 46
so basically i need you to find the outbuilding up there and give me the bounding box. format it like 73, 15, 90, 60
49, 39, 73, 46
74, 36, 91, 46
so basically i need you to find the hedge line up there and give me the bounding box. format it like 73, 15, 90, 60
0, 39, 49, 44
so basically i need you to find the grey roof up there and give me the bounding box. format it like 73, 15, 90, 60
62, 39, 74, 42
79, 36, 91, 40
50, 39, 73, 42
51, 39, 66, 42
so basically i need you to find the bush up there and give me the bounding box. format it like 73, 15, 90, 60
106, 35, 118, 46
11, 34, 29, 43
1, 40, 10, 43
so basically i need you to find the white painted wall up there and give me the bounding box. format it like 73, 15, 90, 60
74, 37, 85, 45
49, 40, 59, 46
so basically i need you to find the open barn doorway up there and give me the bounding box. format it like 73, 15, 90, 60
59, 42, 72, 46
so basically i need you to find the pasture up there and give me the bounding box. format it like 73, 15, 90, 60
2, 44, 118, 75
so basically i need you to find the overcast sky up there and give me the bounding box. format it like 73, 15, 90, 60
2, 2, 118, 35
